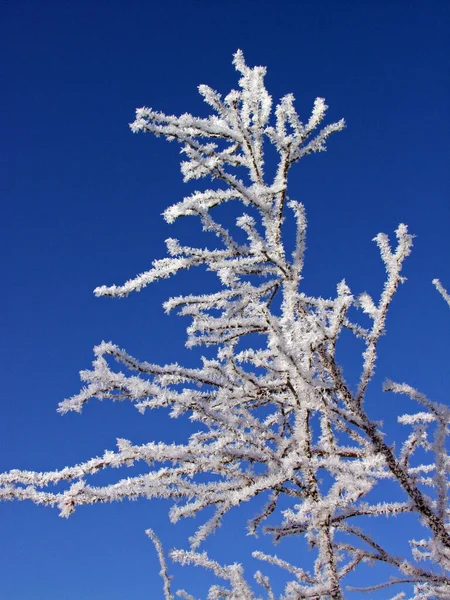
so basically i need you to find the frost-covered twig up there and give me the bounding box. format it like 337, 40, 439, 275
146, 528, 174, 600
433, 279, 450, 307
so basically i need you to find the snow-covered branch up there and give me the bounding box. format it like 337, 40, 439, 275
1, 51, 448, 598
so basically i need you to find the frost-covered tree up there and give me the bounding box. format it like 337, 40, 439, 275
1, 52, 449, 599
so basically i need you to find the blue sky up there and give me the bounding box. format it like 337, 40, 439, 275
0, 1, 449, 598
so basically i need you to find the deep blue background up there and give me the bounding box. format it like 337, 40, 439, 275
1, 1, 449, 598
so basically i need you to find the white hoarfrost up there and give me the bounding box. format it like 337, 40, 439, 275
1, 52, 449, 599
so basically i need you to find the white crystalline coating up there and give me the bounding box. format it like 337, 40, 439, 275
1, 51, 449, 599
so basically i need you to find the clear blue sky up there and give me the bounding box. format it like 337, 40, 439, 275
0, 1, 449, 598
